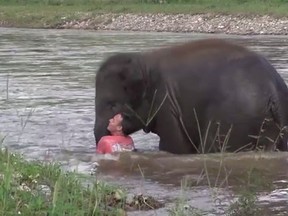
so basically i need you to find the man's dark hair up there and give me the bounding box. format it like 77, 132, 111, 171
120, 113, 133, 136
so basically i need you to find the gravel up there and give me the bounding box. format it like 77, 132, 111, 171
60, 13, 288, 35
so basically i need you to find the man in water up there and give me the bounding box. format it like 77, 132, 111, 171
96, 113, 135, 154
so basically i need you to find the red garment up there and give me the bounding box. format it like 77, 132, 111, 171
96, 135, 134, 154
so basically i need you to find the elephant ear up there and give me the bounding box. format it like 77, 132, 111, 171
117, 54, 146, 108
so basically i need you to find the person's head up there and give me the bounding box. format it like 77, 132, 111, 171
107, 113, 127, 136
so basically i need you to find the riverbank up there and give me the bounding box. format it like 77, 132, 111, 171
0, 1, 288, 35
0, 147, 163, 215
60, 13, 288, 35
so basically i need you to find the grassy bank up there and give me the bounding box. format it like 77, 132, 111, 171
0, 0, 287, 28
0, 146, 165, 215
0, 148, 129, 215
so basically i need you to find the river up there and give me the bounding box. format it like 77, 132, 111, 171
0, 27, 288, 215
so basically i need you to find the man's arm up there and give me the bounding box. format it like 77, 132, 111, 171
96, 137, 113, 154
96, 138, 107, 154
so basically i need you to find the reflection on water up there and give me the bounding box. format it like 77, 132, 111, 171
0, 28, 288, 215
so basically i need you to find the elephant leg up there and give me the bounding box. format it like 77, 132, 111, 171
156, 111, 199, 154
199, 120, 258, 153
155, 82, 200, 154
206, 119, 283, 152
197, 121, 223, 153
278, 132, 288, 151
258, 119, 288, 151
195, 120, 236, 153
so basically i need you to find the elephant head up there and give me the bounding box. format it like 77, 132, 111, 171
94, 53, 152, 144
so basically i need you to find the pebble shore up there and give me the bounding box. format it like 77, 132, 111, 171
60, 13, 288, 35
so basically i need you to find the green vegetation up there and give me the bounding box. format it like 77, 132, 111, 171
0, 148, 128, 215
227, 190, 260, 216
0, 0, 288, 15
225, 168, 267, 216
0, 146, 164, 215
0, 0, 287, 28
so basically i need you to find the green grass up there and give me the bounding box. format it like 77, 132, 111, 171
0, 0, 287, 28
0, 147, 127, 215
0, 0, 288, 14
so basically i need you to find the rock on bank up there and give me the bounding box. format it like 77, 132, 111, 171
60, 13, 288, 35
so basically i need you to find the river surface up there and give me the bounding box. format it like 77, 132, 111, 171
0, 28, 288, 215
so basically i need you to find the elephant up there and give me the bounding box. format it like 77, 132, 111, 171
94, 38, 288, 154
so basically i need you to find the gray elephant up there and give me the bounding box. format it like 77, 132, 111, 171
94, 38, 288, 154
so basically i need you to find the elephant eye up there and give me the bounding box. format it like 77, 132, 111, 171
107, 101, 117, 110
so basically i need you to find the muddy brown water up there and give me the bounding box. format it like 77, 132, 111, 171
0, 28, 288, 215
